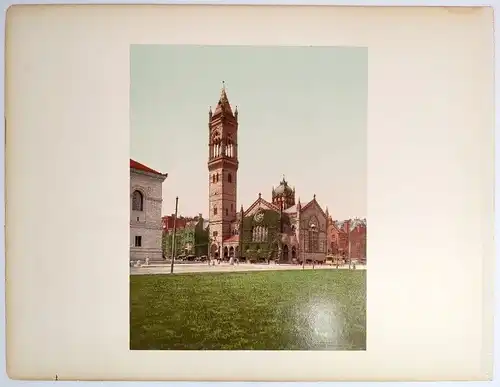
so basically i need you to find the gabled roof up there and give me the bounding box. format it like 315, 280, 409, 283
329, 221, 341, 233
130, 159, 167, 177
300, 196, 327, 219
244, 194, 281, 216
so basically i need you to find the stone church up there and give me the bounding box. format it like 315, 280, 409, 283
207, 85, 328, 263
130, 159, 168, 262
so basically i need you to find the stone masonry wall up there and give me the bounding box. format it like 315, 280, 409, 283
130, 170, 165, 262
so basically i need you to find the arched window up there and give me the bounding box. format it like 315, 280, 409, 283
132, 190, 144, 211
231, 203, 233, 212
251, 226, 268, 242
308, 229, 319, 252
307, 217, 319, 252
225, 208, 228, 216
216, 173, 219, 182
214, 206, 218, 215
212, 174, 216, 183
228, 173, 232, 183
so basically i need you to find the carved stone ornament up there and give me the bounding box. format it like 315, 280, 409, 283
254, 211, 264, 223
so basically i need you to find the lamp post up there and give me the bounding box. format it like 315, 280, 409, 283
207, 237, 212, 265
310, 223, 316, 270
347, 220, 352, 270
170, 197, 179, 274
301, 224, 305, 270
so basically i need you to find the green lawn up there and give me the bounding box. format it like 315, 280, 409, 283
130, 269, 366, 350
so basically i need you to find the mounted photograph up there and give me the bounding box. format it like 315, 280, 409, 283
129, 45, 367, 351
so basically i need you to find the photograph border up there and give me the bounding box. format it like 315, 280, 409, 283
2, 0, 498, 384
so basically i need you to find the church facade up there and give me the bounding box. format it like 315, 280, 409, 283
207, 85, 328, 263
130, 159, 168, 262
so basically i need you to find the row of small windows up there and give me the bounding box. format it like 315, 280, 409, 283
211, 141, 235, 158
252, 226, 268, 242
212, 172, 232, 183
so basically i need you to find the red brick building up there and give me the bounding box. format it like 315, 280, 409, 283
162, 215, 189, 232
327, 218, 367, 263
162, 214, 208, 232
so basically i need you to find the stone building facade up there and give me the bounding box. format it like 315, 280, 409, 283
219, 186, 329, 263
226, 188, 328, 263
205, 85, 328, 263
207, 83, 239, 256
130, 159, 167, 262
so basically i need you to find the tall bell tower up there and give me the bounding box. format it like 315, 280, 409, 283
208, 82, 239, 255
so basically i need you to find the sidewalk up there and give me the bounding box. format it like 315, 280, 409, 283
130, 262, 367, 275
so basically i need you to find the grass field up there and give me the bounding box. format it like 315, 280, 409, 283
130, 269, 366, 350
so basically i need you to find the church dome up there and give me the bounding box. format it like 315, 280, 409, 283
272, 176, 296, 211
274, 178, 293, 195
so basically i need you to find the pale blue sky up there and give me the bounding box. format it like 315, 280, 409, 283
131, 45, 367, 220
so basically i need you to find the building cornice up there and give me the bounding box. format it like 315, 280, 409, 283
208, 157, 239, 171
131, 168, 168, 181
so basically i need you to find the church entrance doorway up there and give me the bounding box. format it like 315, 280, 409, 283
282, 244, 289, 262
291, 246, 296, 260
223, 246, 229, 260
229, 246, 234, 258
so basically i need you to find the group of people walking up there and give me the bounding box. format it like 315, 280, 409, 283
208, 256, 240, 266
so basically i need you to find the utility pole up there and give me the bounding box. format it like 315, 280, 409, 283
302, 226, 305, 270
347, 219, 352, 270
170, 197, 179, 274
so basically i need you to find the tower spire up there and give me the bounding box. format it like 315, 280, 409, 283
220, 81, 227, 101
214, 81, 233, 116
